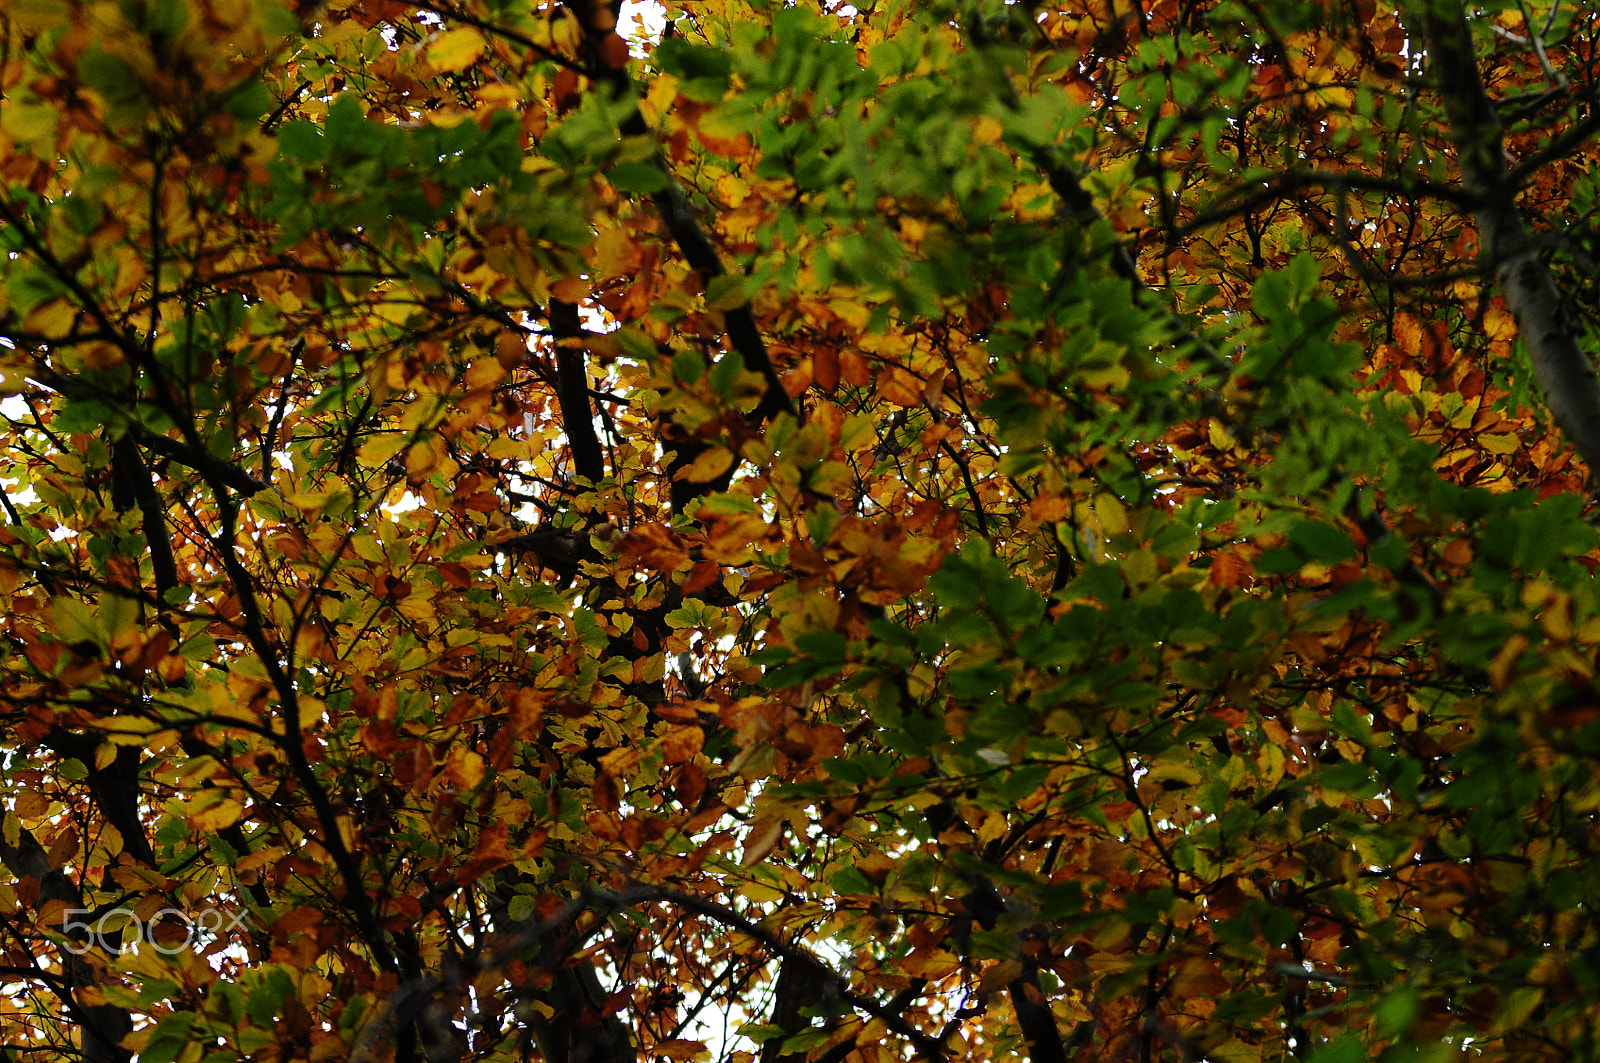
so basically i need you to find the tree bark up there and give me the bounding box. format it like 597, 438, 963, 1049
527, 960, 636, 1063
761, 954, 838, 1063
487, 883, 635, 1063
109, 432, 179, 599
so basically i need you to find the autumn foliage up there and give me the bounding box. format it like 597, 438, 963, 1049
4, 1, 1600, 1062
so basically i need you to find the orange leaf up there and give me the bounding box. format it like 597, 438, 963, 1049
813, 348, 840, 392
682, 560, 721, 594
661, 724, 704, 765
1209, 551, 1253, 590
839, 349, 871, 386
879, 368, 924, 407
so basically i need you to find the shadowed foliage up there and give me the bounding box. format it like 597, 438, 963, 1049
3, 2, 1600, 1062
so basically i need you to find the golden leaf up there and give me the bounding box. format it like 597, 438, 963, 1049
680, 448, 736, 483
187, 790, 246, 832
429, 27, 487, 72
551, 276, 590, 301
660, 724, 704, 764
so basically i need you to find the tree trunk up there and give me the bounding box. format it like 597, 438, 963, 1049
1424, 2, 1600, 476
0, 828, 133, 1063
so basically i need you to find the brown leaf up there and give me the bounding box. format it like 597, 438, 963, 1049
739, 817, 783, 867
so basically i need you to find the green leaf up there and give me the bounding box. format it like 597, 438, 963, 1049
793, 629, 847, 665
672, 348, 707, 383
1308, 1034, 1365, 1063
1374, 986, 1421, 1038
607, 162, 669, 195
277, 120, 324, 160
706, 274, 750, 311
709, 350, 746, 398
1289, 520, 1356, 563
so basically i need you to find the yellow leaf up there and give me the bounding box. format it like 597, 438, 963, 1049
601, 747, 642, 775
1029, 494, 1069, 522
465, 358, 506, 390
283, 487, 339, 513
406, 434, 444, 480
1394, 312, 1424, 355
6, 0, 71, 32
429, 27, 487, 72
680, 448, 736, 483
187, 790, 246, 832
15, 789, 48, 819
424, 106, 473, 129
1489, 634, 1529, 691
634, 653, 666, 685
1257, 744, 1285, 786
973, 115, 1004, 145
1492, 988, 1544, 1035
24, 299, 76, 336
1, 102, 57, 143
1094, 494, 1128, 536
358, 433, 410, 465
901, 948, 958, 980
827, 299, 872, 330
1539, 593, 1574, 642
1483, 305, 1517, 341
298, 697, 326, 730
1145, 762, 1200, 787
98, 715, 159, 734
447, 748, 486, 789
1210, 1041, 1262, 1063
715, 173, 749, 206
352, 534, 386, 564
879, 369, 923, 407
594, 224, 636, 279
1078, 361, 1131, 389
51, 597, 102, 647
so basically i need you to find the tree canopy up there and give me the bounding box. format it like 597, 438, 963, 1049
3, 1, 1600, 1061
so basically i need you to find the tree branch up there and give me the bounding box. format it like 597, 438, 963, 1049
550, 300, 607, 483
1426, 2, 1600, 477
646, 887, 948, 1062
560, 0, 797, 425
136, 429, 270, 497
